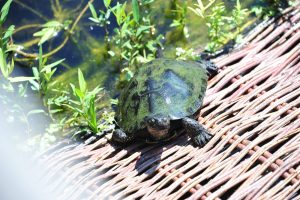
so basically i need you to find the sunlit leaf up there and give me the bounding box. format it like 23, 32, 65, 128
88, 17, 99, 23
77, 69, 87, 94
32, 67, 39, 79
136, 25, 151, 36
104, 0, 112, 8
27, 109, 46, 116
132, 0, 140, 23
41, 58, 65, 73
89, 3, 98, 19
108, 50, 115, 57
0, 0, 13, 25
29, 80, 40, 90
43, 21, 62, 27
2, 25, 15, 42
0, 48, 8, 78
87, 96, 98, 132
33, 21, 62, 45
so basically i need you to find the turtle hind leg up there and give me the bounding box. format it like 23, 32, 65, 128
181, 117, 212, 147
112, 129, 135, 144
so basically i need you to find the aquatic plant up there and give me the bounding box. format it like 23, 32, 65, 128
169, 1, 190, 40
0, 0, 14, 79
251, 0, 293, 18
30, 46, 65, 99
89, 0, 163, 87
189, 0, 249, 52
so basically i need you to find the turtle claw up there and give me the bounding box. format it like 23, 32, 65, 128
191, 129, 212, 147
182, 117, 213, 147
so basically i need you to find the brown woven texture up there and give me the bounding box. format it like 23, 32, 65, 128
40, 5, 300, 200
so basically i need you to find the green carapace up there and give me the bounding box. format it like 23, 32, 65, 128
112, 58, 218, 147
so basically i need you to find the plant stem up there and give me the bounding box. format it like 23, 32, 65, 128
13, 0, 95, 61
14, 0, 49, 21
14, 24, 41, 34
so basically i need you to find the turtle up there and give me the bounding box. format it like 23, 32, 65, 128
112, 58, 218, 147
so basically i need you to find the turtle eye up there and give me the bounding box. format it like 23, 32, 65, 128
151, 118, 155, 124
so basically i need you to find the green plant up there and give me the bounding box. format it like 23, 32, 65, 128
33, 20, 71, 46
251, 0, 291, 19
170, 1, 189, 39
205, 3, 228, 52
29, 46, 65, 98
61, 69, 107, 133
175, 47, 199, 60
0, 0, 14, 78
190, 0, 249, 52
89, 0, 163, 87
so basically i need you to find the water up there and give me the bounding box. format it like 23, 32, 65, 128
3, 0, 266, 88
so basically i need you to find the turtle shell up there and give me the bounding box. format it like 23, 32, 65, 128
116, 58, 208, 134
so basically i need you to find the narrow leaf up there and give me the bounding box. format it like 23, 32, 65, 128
2, 25, 15, 42
43, 21, 62, 27
0, 48, 8, 78
41, 58, 65, 73
89, 3, 98, 19
27, 109, 46, 116
0, 0, 13, 24
77, 69, 87, 93
104, 0, 112, 8
132, 0, 140, 23
8, 76, 36, 82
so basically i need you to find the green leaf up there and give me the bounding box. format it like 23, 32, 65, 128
88, 17, 100, 23
32, 67, 39, 79
108, 50, 115, 57
74, 88, 84, 100
70, 83, 76, 94
104, 0, 112, 8
27, 109, 46, 116
0, 48, 8, 78
112, 2, 127, 25
0, 0, 13, 25
38, 45, 43, 69
77, 68, 87, 94
136, 25, 151, 36
29, 80, 40, 90
2, 25, 15, 42
18, 82, 28, 97
87, 96, 98, 132
34, 28, 57, 45
43, 21, 62, 27
8, 76, 36, 83
89, 3, 98, 19
90, 85, 103, 96
41, 58, 65, 73
132, 0, 140, 23
33, 21, 62, 45
236, 0, 241, 10
49, 109, 63, 114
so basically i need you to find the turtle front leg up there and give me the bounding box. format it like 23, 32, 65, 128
182, 117, 212, 147
200, 60, 219, 77
112, 129, 135, 144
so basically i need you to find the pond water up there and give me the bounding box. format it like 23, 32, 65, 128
3, 0, 273, 89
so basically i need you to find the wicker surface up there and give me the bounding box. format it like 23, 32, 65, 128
40, 5, 300, 200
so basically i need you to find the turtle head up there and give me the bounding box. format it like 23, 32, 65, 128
145, 116, 170, 139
